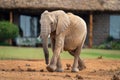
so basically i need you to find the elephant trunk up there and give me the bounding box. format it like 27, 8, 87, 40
41, 36, 49, 65
40, 15, 51, 65
40, 26, 50, 65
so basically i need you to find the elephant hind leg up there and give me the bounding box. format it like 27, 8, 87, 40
78, 57, 86, 70
69, 49, 79, 72
69, 49, 86, 71
77, 34, 87, 70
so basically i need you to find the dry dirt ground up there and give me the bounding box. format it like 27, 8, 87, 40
0, 59, 120, 80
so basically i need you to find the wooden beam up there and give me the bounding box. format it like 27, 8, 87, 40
9, 11, 13, 45
10, 11, 13, 23
89, 12, 93, 48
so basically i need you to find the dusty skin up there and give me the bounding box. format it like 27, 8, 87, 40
0, 59, 120, 80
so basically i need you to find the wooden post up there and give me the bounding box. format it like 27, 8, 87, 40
10, 11, 13, 23
89, 12, 93, 48
9, 11, 13, 45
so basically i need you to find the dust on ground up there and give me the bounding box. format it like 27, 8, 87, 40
0, 59, 120, 80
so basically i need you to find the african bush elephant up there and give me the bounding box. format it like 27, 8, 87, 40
39, 10, 87, 72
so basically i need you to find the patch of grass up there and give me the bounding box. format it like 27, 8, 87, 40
0, 46, 44, 60
81, 49, 120, 59
0, 46, 120, 60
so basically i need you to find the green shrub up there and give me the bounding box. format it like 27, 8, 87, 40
0, 42, 10, 46
111, 41, 120, 49
106, 36, 114, 42
96, 41, 120, 50
97, 44, 106, 49
0, 21, 19, 41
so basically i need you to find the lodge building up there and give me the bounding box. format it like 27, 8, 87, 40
0, 0, 120, 47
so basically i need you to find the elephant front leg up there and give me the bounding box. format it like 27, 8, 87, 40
47, 35, 64, 72
55, 56, 63, 72
46, 45, 62, 72
46, 55, 57, 72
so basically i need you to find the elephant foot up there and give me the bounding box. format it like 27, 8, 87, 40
78, 65, 86, 71
46, 65, 56, 72
71, 68, 79, 72
55, 68, 63, 72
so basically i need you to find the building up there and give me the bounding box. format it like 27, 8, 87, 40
0, 0, 120, 47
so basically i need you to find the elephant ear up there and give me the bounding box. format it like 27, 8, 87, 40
56, 11, 70, 35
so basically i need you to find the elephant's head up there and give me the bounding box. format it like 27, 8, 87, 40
39, 10, 70, 65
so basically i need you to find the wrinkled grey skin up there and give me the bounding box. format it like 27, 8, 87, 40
39, 10, 87, 72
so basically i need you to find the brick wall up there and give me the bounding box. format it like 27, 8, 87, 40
93, 14, 110, 45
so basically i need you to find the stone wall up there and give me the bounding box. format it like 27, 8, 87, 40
93, 14, 110, 45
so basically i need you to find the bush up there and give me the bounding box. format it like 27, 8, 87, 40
111, 41, 120, 49
96, 41, 120, 50
93, 36, 120, 50
0, 42, 10, 46
97, 44, 106, 49
106, 36, 114, 42
0, 21, 19, 41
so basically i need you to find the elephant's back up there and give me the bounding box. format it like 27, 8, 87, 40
67, 13, 87, 32
64, 13, 87, 51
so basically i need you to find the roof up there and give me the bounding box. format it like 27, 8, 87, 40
0, 0, 120, 11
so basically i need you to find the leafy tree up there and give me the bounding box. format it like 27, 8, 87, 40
0, 21, 19, 42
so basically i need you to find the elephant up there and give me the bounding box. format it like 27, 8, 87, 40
39, 10, 87, 72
